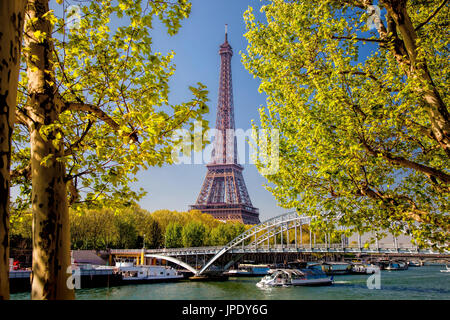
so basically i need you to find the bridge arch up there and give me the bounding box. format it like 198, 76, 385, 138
197, 211, 310, 274
145, 254, 198, 274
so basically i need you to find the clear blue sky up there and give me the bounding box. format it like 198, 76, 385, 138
133, 0, 290, 221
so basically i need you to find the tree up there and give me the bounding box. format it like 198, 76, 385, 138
14, 0, 208, 299
208, 224, 228, 246
68, 206, 162, 250
129, 207, 163, 248
186, 210, 221, 230
165, 222, 183, 248
144, 218, 163, 248
9, 212, 33, 250
209, 222, 247, 246
182, 221, 206, 248
152, 210, 186, 233
243, 0, 449, 249
0, 0, 26, 300
69, 208, 119, 250
114, 214, 138, 249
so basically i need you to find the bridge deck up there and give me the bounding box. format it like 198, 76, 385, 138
111, 244, 444, 257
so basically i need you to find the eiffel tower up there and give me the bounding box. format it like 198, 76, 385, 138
189, 26, 260, 225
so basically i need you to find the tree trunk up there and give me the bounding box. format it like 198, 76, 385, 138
383, 0, 450, 157
24, 0, 74, 300
0, 0, 26, 300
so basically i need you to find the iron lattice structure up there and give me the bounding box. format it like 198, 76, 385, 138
190, 27, 260, 225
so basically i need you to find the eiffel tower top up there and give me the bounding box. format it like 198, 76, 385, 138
225, 24, 228, 42
211, 25, 238, 165
220, 24, 232, 54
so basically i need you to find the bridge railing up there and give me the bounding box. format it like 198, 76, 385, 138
145, 246, 224, 254
112, 244, 422, 255
110, 249, 143, 254
227, 243, 418, 251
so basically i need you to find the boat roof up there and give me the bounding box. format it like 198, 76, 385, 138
72, 250, 108, 265
116, 265, 170, 271
269, 269, 306, 276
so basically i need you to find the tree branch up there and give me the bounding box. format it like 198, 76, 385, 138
340, 70, 398, 93
355, 185, 439, 227
15, 107, 32, 126
332, 35, 387, 43
64, 102, 139, 143
64, 119, 94, 156
415, 0, 449, 32
382, 1, 450, 157
10, 164, 31, 181
361, 139, 450, 184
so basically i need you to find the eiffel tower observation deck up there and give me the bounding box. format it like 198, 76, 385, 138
189, 26, 260, 225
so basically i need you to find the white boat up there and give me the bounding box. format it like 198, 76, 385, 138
256, 269, 333, 287
226, 264, 270, 277
307, 262, 352, 275
113, 257, 184, 283
226, 269, 251, 276
9, 269, 32, 279
408, 260, 423, 267
385, 261, 408, 271
114, 261, 135, 268
365, 264, 380, 274
440, 265, 450, 273
71, 263, 118, 278
117, 265, 184, 283
351, 263, 380, 274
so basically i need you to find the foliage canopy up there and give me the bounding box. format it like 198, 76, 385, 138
243, 0, 449, 249
13, 0, 209, 210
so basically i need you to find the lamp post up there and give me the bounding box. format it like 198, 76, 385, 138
140, 234, 146, 266
143, 234, 146, 249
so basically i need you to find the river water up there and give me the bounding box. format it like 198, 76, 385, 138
10, 265, 450, 300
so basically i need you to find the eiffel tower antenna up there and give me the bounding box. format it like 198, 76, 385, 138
225, 24, 228, 42
189, 27, 260, 225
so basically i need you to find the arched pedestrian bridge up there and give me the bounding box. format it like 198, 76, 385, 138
111, 211, 447, 276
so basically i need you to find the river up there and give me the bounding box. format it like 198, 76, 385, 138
10, 265, 450, 300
